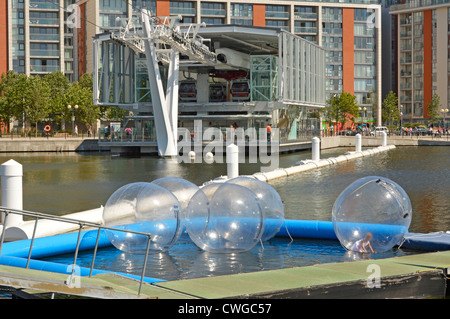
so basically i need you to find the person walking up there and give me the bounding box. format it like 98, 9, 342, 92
266, 123, 272, 142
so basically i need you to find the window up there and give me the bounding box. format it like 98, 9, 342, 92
355, 65, 375, 77
354, 79, 376, 91
265, 5, 289, 19
355, 37, 374, 50
230, 3, 252, 17
355, 51, 375, 64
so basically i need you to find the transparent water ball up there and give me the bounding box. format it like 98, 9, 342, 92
332, 176, 412, 253
185, 183, 264, 253
227, 176, 284, 241
103, 182, 183, 253
152, 176, 199, 216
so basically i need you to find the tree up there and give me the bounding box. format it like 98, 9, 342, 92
64, 74, 101, 134
0, 71, 28, 133
427, 93, 441, 127
382, 91, 399, 126
321, 94, 340, 127
43, 71, 69, 124
24, 76, 52, 136
321, 91, 359, 132
338, 91, 359, 125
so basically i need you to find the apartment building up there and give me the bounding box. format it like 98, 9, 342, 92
0, 0, 77, 81
389, 0, 449, 124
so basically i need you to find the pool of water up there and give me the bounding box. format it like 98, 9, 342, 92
41, 232, 420, 281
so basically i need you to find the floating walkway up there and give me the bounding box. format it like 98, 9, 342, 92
253, 145, 396, 182
0, 246, 448, 299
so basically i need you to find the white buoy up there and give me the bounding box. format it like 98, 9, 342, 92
381, 131, 387, 147
226, 143, 239, 179
1, 159, 24, 227
355, 134, 362, 152
312, 137, 320, 161
204, 151, 214, 164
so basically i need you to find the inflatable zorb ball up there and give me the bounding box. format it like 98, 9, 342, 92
226, 176, 284, 241
103, 182, 183, 253
151, 176, 200, 218
185, 183, 264, 253
332, 176, 412, 253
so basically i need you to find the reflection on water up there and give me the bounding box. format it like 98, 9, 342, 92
0, 146, 449, 233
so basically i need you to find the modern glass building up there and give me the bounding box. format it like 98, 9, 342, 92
1, 0, 77, 81
93, 23, 326, 150
75, 0, 382, 126
389, 0, 450, 124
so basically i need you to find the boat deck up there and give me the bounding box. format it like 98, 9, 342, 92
0, 250, 448, 299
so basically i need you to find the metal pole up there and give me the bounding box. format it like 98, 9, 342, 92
89, 227, 102, 278
71, 224, 84, 278
138, 234, 152, 296
26, 218, 39, 269
0, 212, 8, 257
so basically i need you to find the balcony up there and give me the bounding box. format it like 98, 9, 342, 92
294, 12, 317, 20
30, 65, 60, 73
201, 8, 226, 16
29, 34, 60, 42
294, 27, 317, 34
29, 18, 59, 26
30, 49, 59, 57
29, 1, 59, 10
170, 8, 196, 15
265, 11, 290, 19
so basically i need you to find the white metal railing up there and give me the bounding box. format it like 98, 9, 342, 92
0, 207, 152, 296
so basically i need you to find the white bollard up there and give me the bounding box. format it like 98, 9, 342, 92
312, 137, 320, 161
381, 131, 387, 147
355, 134, 362, 152
1, 159, 24, 227
226, 143, 239, 179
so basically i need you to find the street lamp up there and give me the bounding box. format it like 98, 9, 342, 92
399, 104, 403, 136
68, 104, 78, 136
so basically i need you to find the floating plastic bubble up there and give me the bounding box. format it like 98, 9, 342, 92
226, 176, 284, 241
152, 176, 200, 216
103, 182, 183, 253
332, 176, 412, 253
185, 182, 264, 253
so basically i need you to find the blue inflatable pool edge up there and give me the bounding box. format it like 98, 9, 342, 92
0, 219, 448, 289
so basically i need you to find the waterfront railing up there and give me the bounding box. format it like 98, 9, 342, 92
0, 207, 152, 296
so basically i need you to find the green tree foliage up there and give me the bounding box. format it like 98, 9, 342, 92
338, 91, 359, 124
0, 71, 115, 134
382, 91, 399, 126
24, 75, 52, 136
427, 93, 441, 126
321, 91, 359, 127
63, 73, 100, 132
0, 71, 28, 124
42, 71, 69, 124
